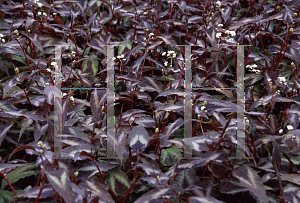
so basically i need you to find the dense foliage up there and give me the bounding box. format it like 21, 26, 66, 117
0, 0, 300, 202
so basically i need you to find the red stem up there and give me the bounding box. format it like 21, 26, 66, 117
0, 173, 17, 196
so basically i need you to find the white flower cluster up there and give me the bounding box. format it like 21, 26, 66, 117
216, 1, 222, 7
148, 33, 154, 38
32, 0, 42, 7
216, 33, 222, 38
46, 68, 51, 72
278, 77, 287, 85
38, 11, 47, 16
70, 96, 74, 101
113, 54, 126, 61
0, 33, 5, 43
246, 64, 260, 74
71, 51, 76, 57
287, 125, 294, 131
225, 30, 236, 36
51, 61, 57, 67
14, 29, 19, 36
37, 141, 46, 148
162, 50, 177, 58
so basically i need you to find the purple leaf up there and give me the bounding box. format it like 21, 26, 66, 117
0, 122, 14, 147
46, 169, 74, 203
128, 125, 150, 154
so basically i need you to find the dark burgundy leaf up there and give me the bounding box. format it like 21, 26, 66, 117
221, 6, 232, 23
283, 5, 294, 24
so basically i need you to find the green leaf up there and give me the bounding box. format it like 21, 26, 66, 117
160, 146, 182, 166
84, 47, 91, 56
91, 55, 99, 76
0, 190, 15, 203
118, 39, 132, 55
1, 164, 38, 189
106, 167, 131, 197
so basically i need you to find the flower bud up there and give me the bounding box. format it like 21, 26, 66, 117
155, 128, 159, 133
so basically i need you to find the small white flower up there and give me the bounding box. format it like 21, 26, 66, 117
45, 83, 49, 86
246, 65, 251, 68
289, 28, 293, 32
46, 68, 51, 72
216, 32, 222, 38
1, 39, 5, 43
278, 77, 286, 83
252, 64, 257, 68
51, 61, 57, 67
148, 33, 154, 38
279, 129, 283, 134
120, 54, 124, 58
15, 68, 19, 73
267, 78, 272, 82
53, 12, 57, 15
43, 12, 47, 16
164, 61, 168, 66
37, 2, 42, 7
73, 60, 76, 63
230, 31, 236, 36
37, 141, 43, 147
218, 24, 223, 27
291, 62, 295, 67
225, 30, 230, 35
0, 33, 3, 38
37, 11, 42, 15
276, 90, 280, 94
14, 29, 18, 34
229, 38, 233, 41
287, 125, 294, 131
216, 1, 221, 6
294, 13, 298, 17
71, 51, 76, 56
162, 52, 166, 56
70, 96, 74, 101
201, 106, 206, 110
155, 128, 159, 133
62, 93, 67, 97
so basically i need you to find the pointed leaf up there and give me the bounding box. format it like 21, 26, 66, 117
46, 169, 74, 203
106, 167, 131, 197
128, 125, 150, 154
232, 164, 268, 202
134, 187, 177, 203
189, 196, 225, 203
0, 122, 14, 147
220, 179, 248, 194
1, 164, 38, 189
79, 180, 114, 202
221, 6, 232, 23
283, 5, 294, 24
